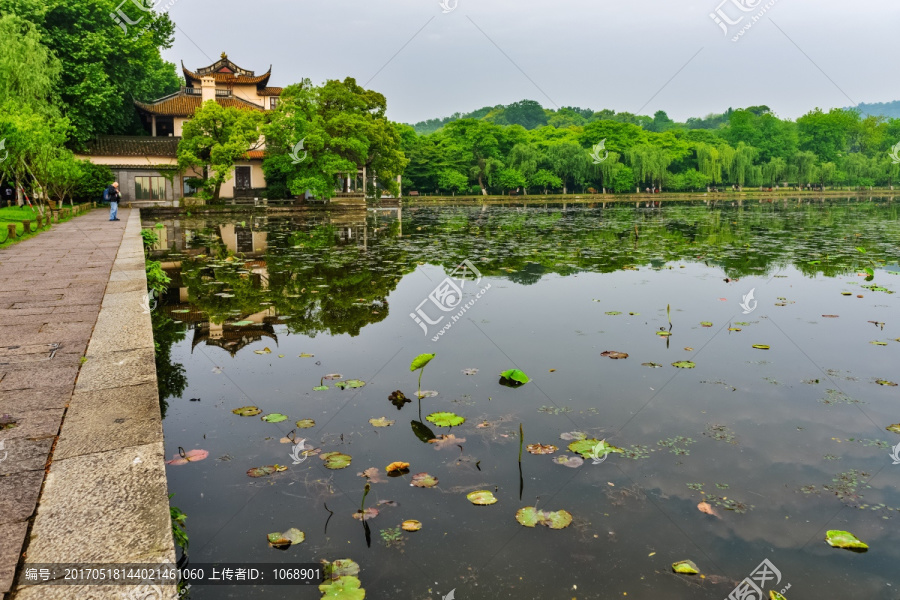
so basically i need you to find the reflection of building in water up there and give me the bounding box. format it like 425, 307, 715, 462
191, 308, 279, 357
219, 223, 268, 255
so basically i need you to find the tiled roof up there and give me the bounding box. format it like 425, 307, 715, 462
135, 92, 264, 116
183, 63, 271, 86
258, 87, 283, 96
245, 150, 265, 160
81, 136, 180, 157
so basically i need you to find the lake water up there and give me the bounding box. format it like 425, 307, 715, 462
146, 198, 900, 599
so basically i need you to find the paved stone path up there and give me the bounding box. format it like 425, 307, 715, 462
0, 208, 175, 599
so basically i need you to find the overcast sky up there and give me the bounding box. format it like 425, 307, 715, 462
161, 0, 900, 124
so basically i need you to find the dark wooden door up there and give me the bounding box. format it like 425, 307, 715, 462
235, 166, 251, 190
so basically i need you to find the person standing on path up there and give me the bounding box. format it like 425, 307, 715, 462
106, 181, 121, 221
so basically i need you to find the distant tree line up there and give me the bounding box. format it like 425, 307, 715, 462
401, 100, 900, 195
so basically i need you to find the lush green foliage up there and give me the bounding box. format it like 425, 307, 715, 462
0, 0, 180, 146
262, 78, 407, 200
402, 101, 900, 195
177, 101, 265, 202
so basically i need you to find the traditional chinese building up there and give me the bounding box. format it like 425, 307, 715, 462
77, 53, 282, 206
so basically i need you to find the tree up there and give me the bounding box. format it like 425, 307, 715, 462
0, 14, 68, 209
530, 169, 562, 194
437, 169, 468, 195
547, 141, 590, 193
443, 119, 503, 195
177, 101, 264, 202
497, 168, 527, 193
0, 0, 181, 146
263, 78, 406, 200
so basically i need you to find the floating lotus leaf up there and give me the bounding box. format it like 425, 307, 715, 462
559, 431, 587, 441
526, 443, 557, 455
352, 508, 378, 521
672, 560, 699, 574
335, 380, 366, 390
728, 327, 742, 331
386, 461, 410, 474
313, 385, 330, 391
870, 341, 888, 346
323, 559, 360, 580
369, 417, 395, 427
700, 321, 713, 327
467, 490, 498, 505
267, 528, 305, 548
600, 351, 629, 359
166, 449, 208, 465
876, 380, 898, 386
321, 452, 352, 470
299, 353, 315, 358
826, 530, 868, 550
402, 520, 422, 531
410, 353, 435, 371
605, 311, 622, 316
752, 344, 770, 350
672, 361, 696, 368
515, 507, 572, 529
389, 390, 410, 409
410, 472, 438, 488
254, 347, 272, 355
323, 373, 343, 380
656, 331, 672, 337
499, 368, 530, 385
415, 390, 438, 398
426, 412, 465, 427
887, 423, 900, 434
641, 362, 663, 368
553, 455, 584, 468
567, 439, 623, 459
247, 465, 281, 478
232, 406, 262, 417
428, 434, 465, 450
462, 368, 479, 375
770, 592, 787, 600
319, 575, 365, 600
261, 413, 288, 423
296, 419, 316, 428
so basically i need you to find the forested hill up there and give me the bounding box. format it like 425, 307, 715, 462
409, 99, 900, 135
852, 100, 900, 119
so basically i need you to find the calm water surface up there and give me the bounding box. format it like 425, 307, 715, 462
146, 198, 900, 599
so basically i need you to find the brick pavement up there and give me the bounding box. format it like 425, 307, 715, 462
0, 208, 128, 599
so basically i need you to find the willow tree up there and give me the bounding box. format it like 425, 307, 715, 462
762, 157, 787, 187
627, 145, 672, 191
729, 142, 759, 188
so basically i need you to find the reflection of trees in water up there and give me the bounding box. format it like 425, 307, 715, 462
154, 199, 900, 351
151, 311, 187, 417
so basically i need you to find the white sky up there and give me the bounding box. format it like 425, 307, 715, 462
161, 0, 900, 124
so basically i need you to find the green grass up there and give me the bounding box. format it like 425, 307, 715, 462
0, 204, 90, 249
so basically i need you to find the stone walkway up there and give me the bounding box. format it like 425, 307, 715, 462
0, 208, 175, 599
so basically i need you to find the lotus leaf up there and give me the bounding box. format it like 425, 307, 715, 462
672, 560, 699, 574
826, 530, 868, 550
426, 412, 465, 427
410, 472, 439, 488
467, 490, 498, 505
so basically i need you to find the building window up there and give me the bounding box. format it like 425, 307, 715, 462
135, 176, 166, 201
269, 97, 278, 109
183, 178, 198, 197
